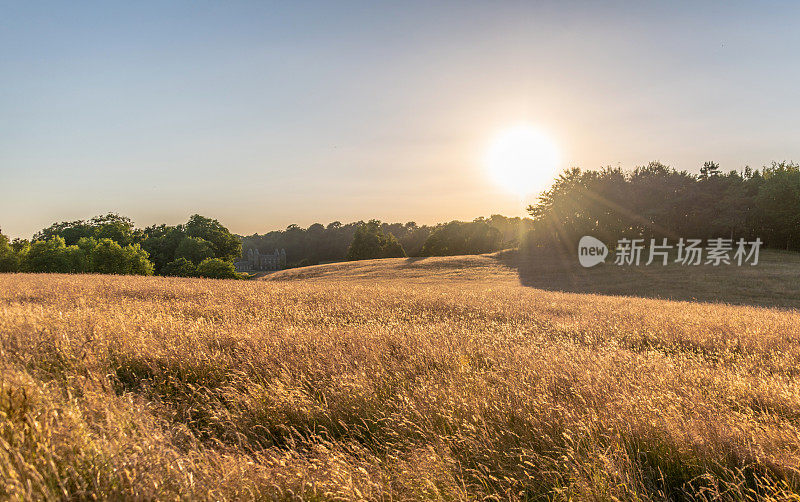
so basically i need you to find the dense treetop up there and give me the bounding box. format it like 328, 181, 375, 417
242, 215, 532, 267
527, 161, 800, 250
345, 220, 407, 261
0, 214, 242, 278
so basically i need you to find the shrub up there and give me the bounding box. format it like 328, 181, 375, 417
162, 258, 197, 277
91, 239, 129, 274
21, 237, 84, 273
88, 238, 154, 275
123, 244, 155, 275
196, 258, 239, 279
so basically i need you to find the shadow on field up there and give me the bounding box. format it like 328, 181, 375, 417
497, 248, 800, 310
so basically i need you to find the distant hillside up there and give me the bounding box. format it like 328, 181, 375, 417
264, 253, 516, 282
265, 249, 800, 310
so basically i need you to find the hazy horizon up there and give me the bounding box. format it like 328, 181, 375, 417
4, 1, 800, 238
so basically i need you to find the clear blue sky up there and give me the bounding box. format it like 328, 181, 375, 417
3, 1, 800, 238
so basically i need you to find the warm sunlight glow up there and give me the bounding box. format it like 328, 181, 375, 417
486, 125, 560, 197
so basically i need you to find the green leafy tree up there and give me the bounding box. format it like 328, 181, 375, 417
34, 213, 137, 246
33, 220, 95, 245
0, 230, 21, 272
175, 236, 215, 265
162, 258, 197, 277
140, 224, 186, 273
22, 237, 85, 273
26, 213, 243, 275
196, 258, 239, 279
89, 238, 153, 275
76, 237, 98, 270
346, 220, 406, 261
123, 244, 155, 275
382, 233, 405, 258
185, 214, 241, 262
90, 239, 129, 274
90, 213, 136, 246
66, 238, 93, 272
11, 238, 30, 254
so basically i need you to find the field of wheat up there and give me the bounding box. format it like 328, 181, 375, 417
2, 254, 800, 500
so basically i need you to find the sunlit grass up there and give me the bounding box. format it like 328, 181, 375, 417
2, 255, 800, 500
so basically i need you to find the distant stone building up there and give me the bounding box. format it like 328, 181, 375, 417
234, 248, 286, 272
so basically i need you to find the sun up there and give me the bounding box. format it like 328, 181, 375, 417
485, 125, 561, 198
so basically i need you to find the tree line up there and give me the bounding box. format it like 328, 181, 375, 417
5, 159, 798, 277
527, 160, 800, 251
0, 213, 532, 276
243, 215, 533, 266
0, 214, 242, 278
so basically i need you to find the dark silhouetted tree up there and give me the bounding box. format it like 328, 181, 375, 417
699, 161, 721, 179
346, 220, 406, 261
421, 220, 502, 256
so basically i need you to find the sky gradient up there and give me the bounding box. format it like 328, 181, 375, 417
3, 1, 800, 238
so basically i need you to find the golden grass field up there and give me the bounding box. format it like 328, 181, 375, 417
2, 253, 800, 500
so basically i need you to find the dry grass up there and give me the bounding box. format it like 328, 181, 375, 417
2, 255, 800, 500
509, 249, 800, 310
